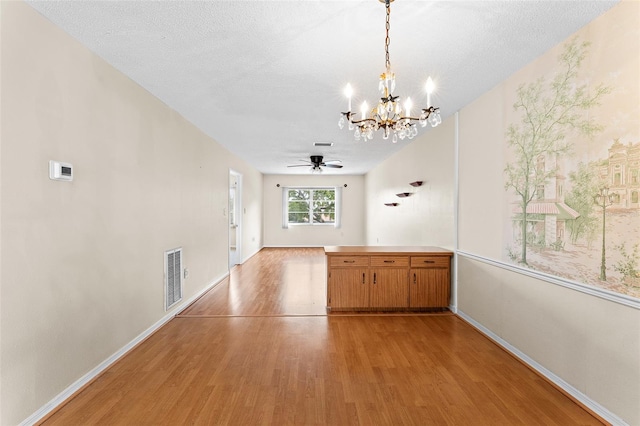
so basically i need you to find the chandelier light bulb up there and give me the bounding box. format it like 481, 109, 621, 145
425, 77, 436, 108
344, 83, 353, 111
344, 83, 353, 98
425, 77, 436, 94
405, 97, 412, 117
361, 101, 369, 121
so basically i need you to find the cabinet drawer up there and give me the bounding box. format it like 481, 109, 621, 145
330, 256, 370, 267
410, 256, 450, 268
370, 256, 409, 267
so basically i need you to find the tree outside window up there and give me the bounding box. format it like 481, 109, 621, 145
287, 188, 335, 225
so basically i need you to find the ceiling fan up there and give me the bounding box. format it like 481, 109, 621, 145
287, 155, 343, 172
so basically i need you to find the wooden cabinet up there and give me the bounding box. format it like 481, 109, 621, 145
328, 255, 370, 309
325, 246, 452, 311
329, 268, 369, 309
370, 268, 409, 308
369, 255, 410, 308
410, 255, 451, 308
410, 268, 450, 308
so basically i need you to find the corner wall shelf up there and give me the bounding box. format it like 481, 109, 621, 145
409, 181, 423, 187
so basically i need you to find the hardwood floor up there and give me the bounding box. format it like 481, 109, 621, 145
41, 248, 604, 425
181, 248, 327, 317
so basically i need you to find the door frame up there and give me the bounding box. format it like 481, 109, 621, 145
229, 169, 243, 268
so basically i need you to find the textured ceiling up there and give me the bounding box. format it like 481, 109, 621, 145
26, 0, 618, 175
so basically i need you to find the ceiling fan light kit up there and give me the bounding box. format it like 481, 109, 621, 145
338, 0, 442, 143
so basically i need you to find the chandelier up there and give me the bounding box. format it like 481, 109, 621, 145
338, 0, 442, 143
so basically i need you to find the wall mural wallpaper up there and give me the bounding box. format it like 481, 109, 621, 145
503, 10, 640, 300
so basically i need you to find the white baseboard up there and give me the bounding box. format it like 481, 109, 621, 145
263, 245, 332, 248
456, 310, 627, 426
20, 272, 229, 426
241, 246, 263, 264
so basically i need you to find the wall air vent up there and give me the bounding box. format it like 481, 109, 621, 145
164, 248, 183, 311
313, 142, 334, 147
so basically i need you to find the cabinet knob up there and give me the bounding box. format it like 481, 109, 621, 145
383, 260, 395, 263
413, 273, 416, 284
373, 273, 377, 284
362, 273, 365, 284
344, 260, 355, 263
423, 260, 435, 264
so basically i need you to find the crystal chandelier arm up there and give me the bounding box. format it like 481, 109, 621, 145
348, 117, 378, 125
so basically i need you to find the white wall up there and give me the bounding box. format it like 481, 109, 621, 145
364, 117, 456, 248
263, 174, 365, 247
0, 3, 262, 424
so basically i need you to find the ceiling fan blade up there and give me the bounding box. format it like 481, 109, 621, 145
287, 164, 312, 168
323, 160, 342, 164
323, 164, 343, 168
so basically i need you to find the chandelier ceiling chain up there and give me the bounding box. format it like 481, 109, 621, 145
338, 0, 442, 143
384, 1, 391, 70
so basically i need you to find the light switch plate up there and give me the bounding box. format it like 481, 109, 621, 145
49, 160, 73, 181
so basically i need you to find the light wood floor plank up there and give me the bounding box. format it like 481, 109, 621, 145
40, 248, 604, 425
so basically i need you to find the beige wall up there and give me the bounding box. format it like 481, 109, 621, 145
458, 257, 640, 424
263, 174, 365, 247
456, 2, 640, 423
0, 3, 262, 424
364, 117, 456, 249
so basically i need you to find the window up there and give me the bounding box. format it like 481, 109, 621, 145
632, 191, 638, 204
536, 184, 545, 200
536, 155, 545, 173
283, 187, 340, 227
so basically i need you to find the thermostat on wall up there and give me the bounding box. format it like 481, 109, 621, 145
49, 160, 73, 181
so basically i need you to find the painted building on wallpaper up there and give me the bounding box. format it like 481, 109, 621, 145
511, 153, 579, 248
598, 140, 640, 209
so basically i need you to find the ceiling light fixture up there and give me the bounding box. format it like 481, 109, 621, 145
338, 0, 442, 143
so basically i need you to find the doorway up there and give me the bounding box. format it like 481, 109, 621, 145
229, 170, 242, 269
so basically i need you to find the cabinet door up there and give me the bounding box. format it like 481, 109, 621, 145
410, 268, 450, 308
329, 268, 369, 308
370, 268, 409, 308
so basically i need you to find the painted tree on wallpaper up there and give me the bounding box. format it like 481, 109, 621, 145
504, 38, 610, 265
504, 32, 640, 299
564, 162, 600, 247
